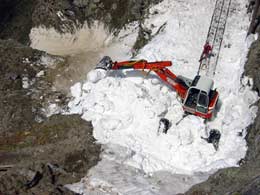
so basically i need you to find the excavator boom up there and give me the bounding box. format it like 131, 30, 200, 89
96, 57, 188, 99
112, 60, 172, 70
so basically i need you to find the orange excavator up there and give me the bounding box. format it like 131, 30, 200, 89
96, 56, 219, 120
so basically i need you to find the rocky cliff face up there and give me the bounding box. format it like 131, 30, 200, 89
0, 0, 38, 44
0, 114, 101, 195
0, 39, 101, 194
244, 36, 260, 166
0, 0, 160, 45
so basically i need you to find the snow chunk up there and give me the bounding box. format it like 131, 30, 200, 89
87, 69, 107, 83
36, 70, 45, 77
22, 77, 29, 89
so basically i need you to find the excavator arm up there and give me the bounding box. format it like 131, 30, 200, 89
112, 60, 172, 70
96, 56, 188, 99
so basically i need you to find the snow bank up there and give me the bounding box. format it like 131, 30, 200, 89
66, 144, 209, 195
67, 0, 258, 194
87, 69, 108, 83
69, 0, 258, 175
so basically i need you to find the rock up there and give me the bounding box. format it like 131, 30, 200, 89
0, 39, 67, 134
0, 39, 43, 133
104, 13, 112, 24
0, 0, 36, 44
73, 0, 89, 7
0, 0, 85, 44
133, 25, 152, 52
0, 38, 101, 194
32, 0, 84, 34
0, 0, 162, 50
245, 36, 260, 95
112, 3, 117, 10
0, 114, 101, 194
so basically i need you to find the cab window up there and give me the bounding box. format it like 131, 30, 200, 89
198, 91, 208, 107
184, 88, 200, 109
197, 91, 209, 113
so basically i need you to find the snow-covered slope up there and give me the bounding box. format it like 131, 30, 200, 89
67, 0, 258, 194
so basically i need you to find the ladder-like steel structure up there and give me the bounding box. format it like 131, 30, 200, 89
198, 0, 232, 76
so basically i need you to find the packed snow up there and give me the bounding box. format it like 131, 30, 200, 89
66, 144, 209, 195
64, 0, 259, 194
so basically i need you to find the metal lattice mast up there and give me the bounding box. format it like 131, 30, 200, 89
198, 0, 232, 76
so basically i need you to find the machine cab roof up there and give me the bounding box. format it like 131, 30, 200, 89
183, 75, 214, 114
190, 75, 214, 94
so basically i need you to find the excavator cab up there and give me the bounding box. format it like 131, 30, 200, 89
183, 75, 217, 119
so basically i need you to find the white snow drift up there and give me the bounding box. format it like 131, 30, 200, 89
69, 0, 258, 175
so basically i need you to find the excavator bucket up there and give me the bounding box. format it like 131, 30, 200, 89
95, 56, 113, 71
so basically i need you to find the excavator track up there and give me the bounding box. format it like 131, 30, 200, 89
198, 0, 232, 76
